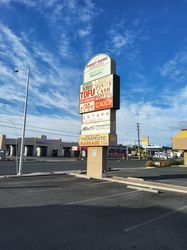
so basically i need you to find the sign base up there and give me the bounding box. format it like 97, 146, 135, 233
87, 146, 107, 178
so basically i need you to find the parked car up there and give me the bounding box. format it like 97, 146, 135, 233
0, 150, 7, 160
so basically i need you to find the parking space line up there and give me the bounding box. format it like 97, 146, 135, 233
124, 204, 187, 233
91, 181, 112, 185
27, 187, 62, 192
64, 190, 139, 206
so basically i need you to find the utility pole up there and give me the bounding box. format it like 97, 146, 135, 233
125, 134, 129, 160
136, 123, 141, 160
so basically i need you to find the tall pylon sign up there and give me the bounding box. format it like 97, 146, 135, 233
79, 54, 120, 178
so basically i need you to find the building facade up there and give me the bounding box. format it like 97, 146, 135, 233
0, 134, 78, 157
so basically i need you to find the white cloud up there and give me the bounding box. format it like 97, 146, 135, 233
0, 62, 10, 77
0, 21, 81, 120
25, 114, 80, 141
0, 113, 80, 141
58, 32, 72, 58
0, 0, 97, 66
160, 50, 187, 82
0, 0, 11, 4
117, 83, 187, 146
110, 31, 135, 50
78, 27, 91, 37
106, 20, 148, 59
0, 23, 35, 68
30, 88, 79, 116
82, 40, 93, 61
79, 0, 97, 22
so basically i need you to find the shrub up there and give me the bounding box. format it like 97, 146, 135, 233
177, 159, 184, 165
145, 160, 154, 167
159, 161, 169, 167
168, 160, 180, 166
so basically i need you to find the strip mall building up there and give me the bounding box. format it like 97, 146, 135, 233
0, 134, 79, 157
0, 134, 126, 159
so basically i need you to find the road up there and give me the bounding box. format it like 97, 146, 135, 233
0, 174, 187, 250
0, 159, 147, 175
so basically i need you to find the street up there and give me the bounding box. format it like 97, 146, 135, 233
0, 159, 147, 175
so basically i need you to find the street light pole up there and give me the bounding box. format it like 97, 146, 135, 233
16, 66, 30, 175
7, 119, 18, 174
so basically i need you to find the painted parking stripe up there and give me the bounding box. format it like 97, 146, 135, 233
124, 204, 187, 233
64, 190, 139, 206
91, 181, 113, 185
27, 187, 62, 192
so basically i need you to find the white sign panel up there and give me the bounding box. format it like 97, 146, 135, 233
72, 146, 78, 151
83, 54, 116, 83
81, 121, 111, 135
82, 109, 111, 124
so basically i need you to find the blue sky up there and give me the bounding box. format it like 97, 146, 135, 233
0, 0, 187, 146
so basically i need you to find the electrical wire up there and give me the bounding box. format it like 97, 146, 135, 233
0, 124, 79, 138
0, 120, 79, 135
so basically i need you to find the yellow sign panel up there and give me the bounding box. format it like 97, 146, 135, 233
80, 133, 117, 146
142, 137, 148, 142
142, 136, 149, 147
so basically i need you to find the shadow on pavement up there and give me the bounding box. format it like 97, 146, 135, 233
0, 203, 187, 250
0, 185, 59, 189
143, 174, 187, 181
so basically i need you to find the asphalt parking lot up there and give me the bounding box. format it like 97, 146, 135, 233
1, 159, 187, 188
0, 174, 187, 250
113, 166, 187, 187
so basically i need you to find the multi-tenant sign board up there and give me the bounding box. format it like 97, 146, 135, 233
80, 74, 120, 113
83, 53, 116, 83
79, 53, 120, 147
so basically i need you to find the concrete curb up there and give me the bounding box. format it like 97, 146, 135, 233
62, 173, 187, 194
104, 176, 187, 194
1, 171, 187, 194
0, 170, 81, 179
69, 172, 91, 179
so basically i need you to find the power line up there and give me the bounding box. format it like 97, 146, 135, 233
0, 121, 79, 136
0, 124, 79, 139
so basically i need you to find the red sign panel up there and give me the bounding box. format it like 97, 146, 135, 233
80, 74, 119, 113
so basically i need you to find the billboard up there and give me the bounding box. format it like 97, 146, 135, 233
83, 53, 116, 83
80, 74, 120, 113
79, 133, 117, 146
